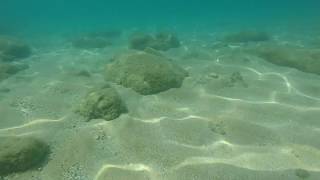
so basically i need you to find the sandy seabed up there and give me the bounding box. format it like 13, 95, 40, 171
1, 31, 320, 180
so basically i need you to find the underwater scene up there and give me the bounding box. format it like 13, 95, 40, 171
1, 0, 320, 179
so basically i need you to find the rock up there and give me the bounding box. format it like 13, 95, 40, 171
76, 85, 127, 121
0, 136, 50, 176
87, 30, 122, 39
294, 169, 310, 179
252, 45, 320, 75
0, 87, 10, 93
223, 31, 271, 43
0, 63, 29, 81
71, 36, 112, 49
105, 51, 188, 95
129, 32, 180, 51
0, 36, 32, 62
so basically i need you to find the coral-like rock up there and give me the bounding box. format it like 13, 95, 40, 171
76, 85, 127, 121
105, 51, 188, 95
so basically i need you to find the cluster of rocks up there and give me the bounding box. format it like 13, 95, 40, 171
0, 36, 31, 82
0, 136, 50, 176
76, 50, 188, 121
129, 32, 180, 51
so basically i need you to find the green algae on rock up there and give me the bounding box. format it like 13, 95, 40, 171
105, 51, 188, 95
223, 31, 271, 43
76, 85, 127, 121
129, 32, 180, 51
252, 45, 320, 75
0, 36, 32, 62
0, 136, 50, 176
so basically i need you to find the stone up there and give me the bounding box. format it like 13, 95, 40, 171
76, 85, 127, 121
0, 136, 50, 176
0, 62, 29, 81
129, 32, 180, 51
252, 45, 320, 75
105, 51, 188, 95
294, 169, 310, 179
0, 36, 31, 62
223, 31, 270, 43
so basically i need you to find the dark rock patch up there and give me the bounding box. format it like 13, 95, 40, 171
0, 136, 50, 176
0, 63, 29, 81
223, 31, 271, 43
294, 169, 310, 179
251, 45, 320, 75
0, 36, 32, 62
105, 51, 188, 95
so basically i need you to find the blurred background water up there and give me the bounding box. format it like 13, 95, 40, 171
1, 0, 319, 35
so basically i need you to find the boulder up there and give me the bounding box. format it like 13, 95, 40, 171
105, 51, 188, 95
0, 136, 50, 176
76, 85, 127, 121
129, 32, 180, 51
0, 36, 31, 62
252, 45, 320, 75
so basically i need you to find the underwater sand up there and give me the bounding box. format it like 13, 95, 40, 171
1, 31, 320, 180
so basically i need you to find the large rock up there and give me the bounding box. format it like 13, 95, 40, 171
129, 32, 180, 51
105, 51, 188, 95
76, 85, 127, 121
0, 136, 50, 176
252, 45, 320, 75
0, 62, 29, 81
0, 36, 31, 62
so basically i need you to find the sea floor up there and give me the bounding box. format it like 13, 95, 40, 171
1, 30, 320, 180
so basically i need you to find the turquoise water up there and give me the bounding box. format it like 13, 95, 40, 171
1, 1, 320, 180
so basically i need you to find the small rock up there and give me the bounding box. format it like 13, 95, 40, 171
76, 85, 127, 121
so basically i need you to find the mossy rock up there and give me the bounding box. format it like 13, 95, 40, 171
223, 31, 271, 43
252, 45, 320, 75
129, 32, 180, 51
0, 36, 32, 62
0, 136, 50, 176
76, 85, 127, 121
105, 51, 188, 95
0, 62, 29, 81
